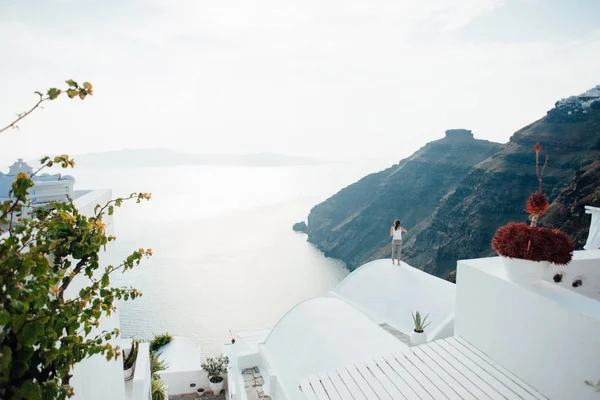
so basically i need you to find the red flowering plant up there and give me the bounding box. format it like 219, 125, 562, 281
491, 143, 574, 265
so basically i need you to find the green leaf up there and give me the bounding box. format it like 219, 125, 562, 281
23, 322, 44, 346
12, 314, 26, 332
66, 79, 78, 88
19, 380, 42, 400
0, 346, 12, 374
66, 89, 77, 99
0, 309, 10, 325
101, 274, 109, 288
46, 88, 61, 100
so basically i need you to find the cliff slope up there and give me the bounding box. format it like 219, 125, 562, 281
306, 130, 501, 270
306, 87, 600, 277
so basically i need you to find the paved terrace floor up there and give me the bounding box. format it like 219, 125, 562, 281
299, 336, 547, 400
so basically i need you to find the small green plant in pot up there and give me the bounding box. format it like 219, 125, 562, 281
410, 311, 431, 346
151, 376, 167, 400
123, 340, 139, 381
202, 355, 229, 395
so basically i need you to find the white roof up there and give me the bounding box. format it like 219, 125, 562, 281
331, 260, 455, 340
158, 336, 202, 373
261, 297, 408, 400
299, 336, 547, 400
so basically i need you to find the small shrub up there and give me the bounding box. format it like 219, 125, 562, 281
446, 270, 456, 284
492, 222, 574, 265
151, 377, 167, 400
150, 351, 169, 378
150, 332, 174, 352
201, 355, 229, 383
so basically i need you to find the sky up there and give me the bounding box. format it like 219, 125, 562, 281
1, 0, 599, 166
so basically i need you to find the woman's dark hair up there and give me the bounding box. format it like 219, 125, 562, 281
394, 220, 400, 230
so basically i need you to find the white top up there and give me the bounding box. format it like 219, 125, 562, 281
393, 228, 403, 240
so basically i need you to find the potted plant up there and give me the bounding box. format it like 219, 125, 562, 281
492, 142, 575, 284
123, 339, 139, 381
197, 388, 205, 397
150, 332, 174, 353
151, 377, 167, 400
201, 355, 229, 395
410, 311, 431, 346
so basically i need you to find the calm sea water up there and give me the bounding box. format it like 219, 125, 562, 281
71, 161, 390, 355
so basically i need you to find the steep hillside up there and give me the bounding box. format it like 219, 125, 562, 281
403, 98, 600, 278
541, 160, 600, 247
305, 86, 600, 277
306, 130, 501, 270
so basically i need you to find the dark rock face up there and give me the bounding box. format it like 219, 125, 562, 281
306, 87, 600, 277
541, 160, 600, 248
292, 221, 308, 233
306, 132, 501, 271
444, 129, 473, 141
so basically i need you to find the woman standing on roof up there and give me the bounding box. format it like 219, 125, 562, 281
390, 220, 407, 265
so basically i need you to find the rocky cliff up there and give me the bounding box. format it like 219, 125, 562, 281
541, 160, 600, 248
305, 87, 600, 277
306, 129, 501, 270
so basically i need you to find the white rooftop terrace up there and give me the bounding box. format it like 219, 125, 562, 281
225, 248, 600, 400
260, 297, 409, 400
158, 336, 203, 373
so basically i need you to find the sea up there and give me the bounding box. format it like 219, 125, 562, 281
71, 160, 392, 356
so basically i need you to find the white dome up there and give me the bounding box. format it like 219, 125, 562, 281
331, 259, 456, 340
262, 297, 407, 400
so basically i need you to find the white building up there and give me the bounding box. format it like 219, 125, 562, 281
224, 211, 600, 400
4, 159, 599, 400
1, 162, 151, 400
0, 159, 75, 204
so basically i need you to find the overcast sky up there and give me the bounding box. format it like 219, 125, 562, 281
1, 0, 599, 166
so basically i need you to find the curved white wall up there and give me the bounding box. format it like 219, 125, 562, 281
262, 297, 408, 400
70, 190, 126, 400
332, 259, 456, 340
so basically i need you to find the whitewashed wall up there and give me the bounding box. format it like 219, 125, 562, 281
546, 250, 600, 301
131, 342, 151, 400
157, 370, 213, 396
456, 257, 600, 400
70, 190, 128, 400
156, 336, 215, 396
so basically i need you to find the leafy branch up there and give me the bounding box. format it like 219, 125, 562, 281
0, 80, 93, 135
0, 80, 152, 400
